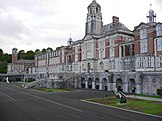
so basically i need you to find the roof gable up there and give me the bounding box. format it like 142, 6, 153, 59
133, 22, 151, 31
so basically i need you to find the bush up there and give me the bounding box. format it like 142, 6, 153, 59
157, 87, 162, 96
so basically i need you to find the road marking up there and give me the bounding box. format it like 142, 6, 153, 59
1, 85, 83, 112
0, 92, 15, 101
81, 99, 162, 119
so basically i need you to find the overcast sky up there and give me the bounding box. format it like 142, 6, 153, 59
0, 0, 162, 54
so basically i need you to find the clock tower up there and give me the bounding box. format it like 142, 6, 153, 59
85, 0, 103, 36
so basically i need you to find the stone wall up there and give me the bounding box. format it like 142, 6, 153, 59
141, 73, 162, 95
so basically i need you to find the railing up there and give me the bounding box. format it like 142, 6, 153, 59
120, 56, 135, 71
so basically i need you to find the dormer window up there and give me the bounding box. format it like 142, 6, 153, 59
140, 28, 147, 39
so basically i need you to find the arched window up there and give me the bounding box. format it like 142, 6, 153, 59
100, 62, 104, 70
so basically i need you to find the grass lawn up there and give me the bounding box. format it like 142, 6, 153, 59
87, 96, 162, 116
135, 94, 162, 99
34, 88, 74, 92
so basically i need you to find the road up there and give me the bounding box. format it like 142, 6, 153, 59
0, 82, 161, 121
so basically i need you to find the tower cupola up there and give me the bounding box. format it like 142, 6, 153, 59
147, 4, 156, 23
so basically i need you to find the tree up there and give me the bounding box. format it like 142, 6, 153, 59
0, 49, 3, 55
35, 49, 41, 54
47, 47, 53, 52
18, 50, 25, 59
23, 50, 35, 60
0, 62, 7, 73
41, 48, 46, 53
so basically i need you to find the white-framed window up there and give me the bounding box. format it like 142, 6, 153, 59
146, 57, 154, 68
137, 57, 145, 68
156, 24, 162, 36
109, 39, 115, 57
157, 56, 162, 68
140, 39, 148, 53
99, 41, 105, 58
157, 39, 162, 51
110, 47, 114, 57
140, 28, 147, 39
110, 39, 114, 46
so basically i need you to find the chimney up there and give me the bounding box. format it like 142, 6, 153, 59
112, 16, 119, 28
12, 48, 18, 63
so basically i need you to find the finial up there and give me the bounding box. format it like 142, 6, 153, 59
150, 4, 152, 9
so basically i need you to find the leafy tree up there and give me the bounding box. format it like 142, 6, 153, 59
23, 50, 35, 60
35, 49, 41, 54
3, 53, 11, 63
41, 48, 46, 53
47, 47, 53, 52
0, 62, 7, 73
18, 50, 25, 59
0, 49, 3, 55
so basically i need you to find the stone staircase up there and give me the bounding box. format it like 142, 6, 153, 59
22, 79, 47, 88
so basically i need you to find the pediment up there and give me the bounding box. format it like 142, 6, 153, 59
83, 34, 93, 40
134, 22, 151, 31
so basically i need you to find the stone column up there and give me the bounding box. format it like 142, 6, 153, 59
92, 81, 95, 89
112, 82, 116, 91
107, 82, 111, 91
74, 78, 78, 88
123, 82, 128, 93
85, 81, 88, 89
136, 83, 142, 94
99, 81, 103, 90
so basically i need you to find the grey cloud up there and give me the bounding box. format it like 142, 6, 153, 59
0, 14, 28, 39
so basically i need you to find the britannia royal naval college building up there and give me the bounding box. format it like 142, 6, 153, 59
8, 0, 162, 95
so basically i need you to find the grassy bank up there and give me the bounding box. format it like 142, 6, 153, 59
87, 97, 162, 116
135, 94, 162, 99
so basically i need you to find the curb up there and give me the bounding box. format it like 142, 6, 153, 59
80, 99, 162, 119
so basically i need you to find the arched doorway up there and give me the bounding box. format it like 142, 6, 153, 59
116, 78, 123, 92
103, 78, 108, 90
95, 78, 99, 89
81, 78, 86, 88
88, 78, 92, 89
128, 79, 136, 93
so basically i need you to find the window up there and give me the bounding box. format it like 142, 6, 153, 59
157, 39, 162, 51
110, 47, 114, 57
137, 57, 145, 68
109, 39, 114, 57
99, 62, 104, 70
99, 41, 105, 58
110, 39, 114, 46
156, 56, 162, 68
140, 39, 148, 53
140, 28, 147, 39
146, 57, 153, 68
156, 24, 162, 36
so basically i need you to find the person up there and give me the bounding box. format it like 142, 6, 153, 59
6, 77, 9, 83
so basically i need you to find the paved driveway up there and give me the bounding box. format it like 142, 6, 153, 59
0, 82, 161, 121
